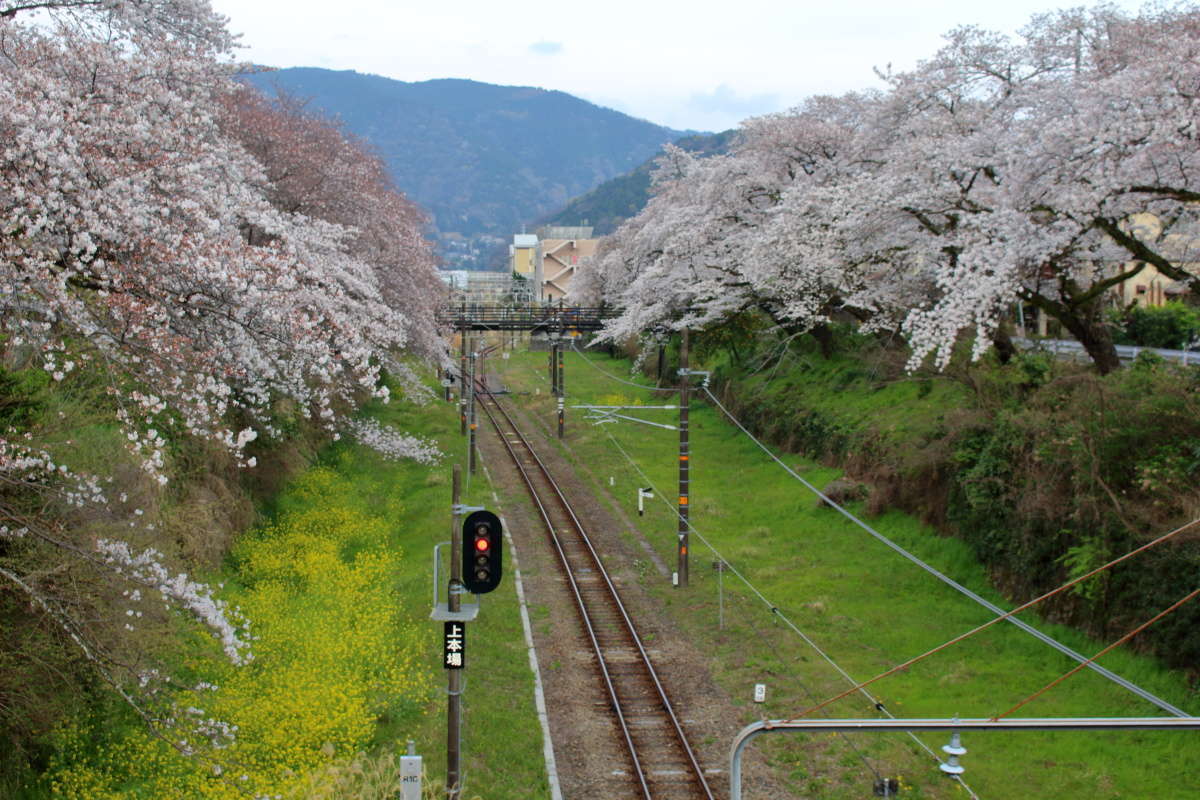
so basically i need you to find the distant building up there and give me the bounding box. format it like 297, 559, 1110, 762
1112, 215, 1197, 309
508, 227, 599, 301
537, 226, 598, 301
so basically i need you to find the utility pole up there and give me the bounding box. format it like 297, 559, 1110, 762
677, 328, 690, 588
556, 334, 565, 438
447, 465, 463, 800
549, 337, 559, 395
468, 349, 477, 475
459, 328, 468, 436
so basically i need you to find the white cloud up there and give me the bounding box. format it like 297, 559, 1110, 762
211, 0, 1146, 130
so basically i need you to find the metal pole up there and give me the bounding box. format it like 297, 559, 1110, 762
447, 466, 463, 800
459, 330, 468, 436
557, 343, 564, 438
553, 343, 561, 395
729, 716, 1200, 800
718, 561, 724, 630
468, 350, 477, 475
678, 328, 690, 588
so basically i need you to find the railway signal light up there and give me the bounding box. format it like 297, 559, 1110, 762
462, 510, 503, 594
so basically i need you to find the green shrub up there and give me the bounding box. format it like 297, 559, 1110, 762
1112, 301, 1200, 350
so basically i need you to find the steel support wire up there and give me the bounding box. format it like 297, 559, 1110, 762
570, 341, 666, 390
700, 385, 1189, 719
599, 427, 981, 799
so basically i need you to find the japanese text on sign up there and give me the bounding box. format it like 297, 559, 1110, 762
443, 621, 465, 669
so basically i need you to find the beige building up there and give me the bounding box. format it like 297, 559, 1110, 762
538, 226, 598, 301
1114, 214, 1197, 309
509, 227, 599, 301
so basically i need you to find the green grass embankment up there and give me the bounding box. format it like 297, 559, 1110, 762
492, 345, 1197, 800
39, 375, 549, 800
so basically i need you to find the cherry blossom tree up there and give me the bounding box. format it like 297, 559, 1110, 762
219, 85, 446, 397
0, 0, 443, 753
580, 3, 1200, 375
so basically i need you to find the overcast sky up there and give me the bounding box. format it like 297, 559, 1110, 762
209, 0, 1139, 132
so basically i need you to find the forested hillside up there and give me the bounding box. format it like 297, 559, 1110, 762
537, 130, 737, 235
243, 68, 692, 268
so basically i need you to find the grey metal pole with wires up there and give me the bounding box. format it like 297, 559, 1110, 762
557, 336, 565, 438
677, 328, 690, 588
459, 328, 468, 436
468, 349, 477, 475
729, 716, 1200, 800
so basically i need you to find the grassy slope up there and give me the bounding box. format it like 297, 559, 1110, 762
490, 346, 1197, 800
36, 375, 549, 800
310, 385, 552, 800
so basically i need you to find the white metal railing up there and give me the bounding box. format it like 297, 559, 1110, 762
1014, 337, 1200, 366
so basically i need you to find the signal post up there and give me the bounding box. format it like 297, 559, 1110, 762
447, 466, 463, 799
435, 464, 503, 800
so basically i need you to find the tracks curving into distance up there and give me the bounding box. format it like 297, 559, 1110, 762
476, 385, 716, 800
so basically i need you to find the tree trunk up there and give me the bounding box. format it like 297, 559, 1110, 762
809, 324, 835, 359
1058, 312, 1121, 375
992, 324, 1017, 365
1024, 286, 1122, 375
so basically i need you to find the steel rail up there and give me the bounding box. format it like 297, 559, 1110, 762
479, 389, 652, 799
476, 386, 715, 800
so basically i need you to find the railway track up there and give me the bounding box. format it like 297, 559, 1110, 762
476, 386, 716, 800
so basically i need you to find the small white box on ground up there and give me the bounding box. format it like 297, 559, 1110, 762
399, 741, 422, 800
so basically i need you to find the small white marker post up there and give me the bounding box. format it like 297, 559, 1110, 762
399, 740, 423, 800
637, 487, 653, 516
754, 684, 767, 703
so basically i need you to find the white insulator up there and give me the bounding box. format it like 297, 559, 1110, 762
939, 729, 967, 776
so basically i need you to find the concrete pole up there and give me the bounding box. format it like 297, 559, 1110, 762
468, 350, 477, 475
677, 328, 690, 588
556, 342, 565, 438
459, 330, 468, 436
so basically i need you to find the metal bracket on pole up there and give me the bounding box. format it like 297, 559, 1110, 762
728, 717, 1200, 800
430, 542, 479, 622
677, 368, 711, 388
574, 404, 680, 430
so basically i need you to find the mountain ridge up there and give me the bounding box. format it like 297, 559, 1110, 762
243, 67, 699, 268
535, 129, 738, 236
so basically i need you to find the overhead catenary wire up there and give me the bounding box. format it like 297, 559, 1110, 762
571, 340, 668, 390
598, 426, 982, 799
994, 585, 1200, 721
737, 586, 887, 783
782, 515, 1200, 724
568, 345, 981, 789
699, 384, 1192, 719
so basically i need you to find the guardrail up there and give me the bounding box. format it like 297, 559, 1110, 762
1014, 337, 1200, 366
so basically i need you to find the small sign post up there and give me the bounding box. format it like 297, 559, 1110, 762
638, 487, 653, 516
400, 740, 423, 800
